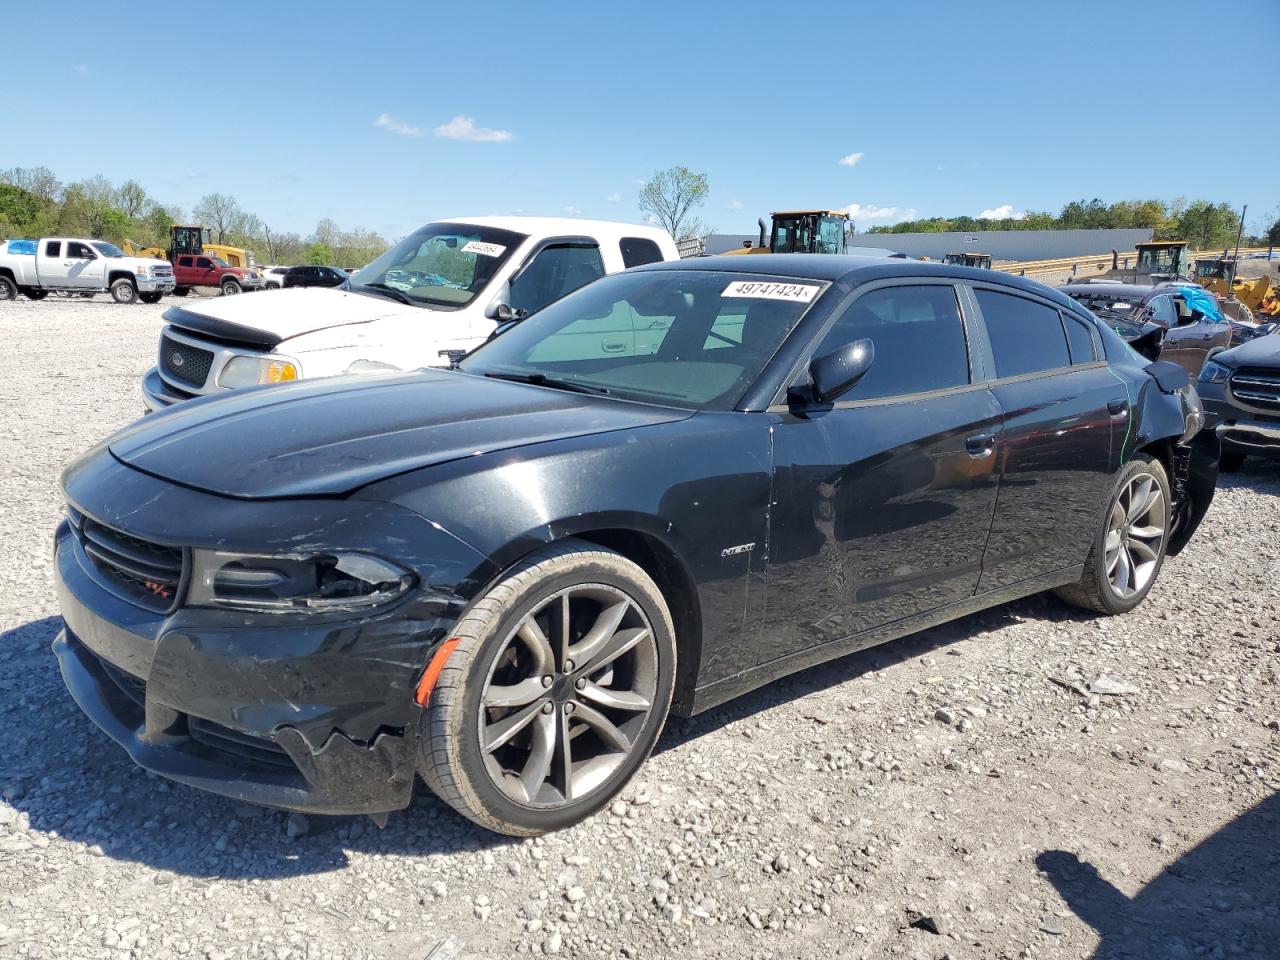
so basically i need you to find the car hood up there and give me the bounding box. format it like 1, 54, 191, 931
105, 370, 692, 498
162, 287, 430, 350
1219, 332, 1280, 367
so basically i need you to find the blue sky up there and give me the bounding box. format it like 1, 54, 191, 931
4, 0, 1277, 240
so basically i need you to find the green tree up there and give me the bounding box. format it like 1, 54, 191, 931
303, 242, 334, 265
1176, 201, 1240, 251
638, 166, 710, 240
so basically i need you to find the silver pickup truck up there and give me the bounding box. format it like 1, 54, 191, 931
0, 237, 175, 304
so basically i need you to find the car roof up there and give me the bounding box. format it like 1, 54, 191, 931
443, 216, 672, 244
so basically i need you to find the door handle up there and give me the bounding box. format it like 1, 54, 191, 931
965, 434, 995, 458
1107, 398, 1128, 417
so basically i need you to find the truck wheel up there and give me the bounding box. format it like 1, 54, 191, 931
139, 292, 163, 304
23, 288, 48, 301
220, 279, 241, 296
110, 278, 138, 304
0, 276, 16, 301
173, 287, 189, 297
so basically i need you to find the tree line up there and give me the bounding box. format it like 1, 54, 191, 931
0, 166, 390, 268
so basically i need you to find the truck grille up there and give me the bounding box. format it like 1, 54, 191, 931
1229, 368, 1280, 412
152, 265, 173, 278
74, 515, 185, 612
160, 334, 213, 388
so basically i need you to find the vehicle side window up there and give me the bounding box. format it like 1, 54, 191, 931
1147, 295, 1177, 327
1061, 311, 1096, 364
811, 285, 970, 401
45, 241, 61, 257
178, 256, 193, 267
66, 242, 93, 259
509, 243, 606, 316
196, 257, 214, 269
620, 237, 663, 268
976, 289, 1069, 378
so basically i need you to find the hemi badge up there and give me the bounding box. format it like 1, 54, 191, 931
721, 543, 755, 558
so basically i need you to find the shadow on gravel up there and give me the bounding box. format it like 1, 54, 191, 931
1037, 792, 1280, 958
1217, 460, 1279, 497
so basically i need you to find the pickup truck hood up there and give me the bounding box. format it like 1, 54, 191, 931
163, 287, 429, 350
105, 370, 691, 498
1220, 332, 1280, 367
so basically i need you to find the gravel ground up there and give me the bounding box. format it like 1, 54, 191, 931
1, 297, 1277, 960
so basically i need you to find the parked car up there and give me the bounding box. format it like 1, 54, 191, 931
283, 265, 348, 289
1062, 283, 1231, 375
259, 266, 290, 290
55, 255, 1216, 835
0, 237, 174, 304
171, 254, 261, 298
140, 217, 679, 410
1197, 329, 1280, 471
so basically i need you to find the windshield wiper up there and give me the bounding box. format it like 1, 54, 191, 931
482, 372, 610, 396
353, 282, 416, 306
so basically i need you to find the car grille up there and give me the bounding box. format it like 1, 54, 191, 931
188, 718, 295, 769
1229, 368, 1280, 412
152, 265, 173, 278
159, 334, 214, 388
74, 515, 185, 612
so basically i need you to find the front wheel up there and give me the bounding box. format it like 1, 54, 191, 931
419, 540, 677, 836
23, 288, 48, 301
1055, 453, 1171, 615
0, 276, 16, 301
110, 278, 137, 304
173, 287, 189, 297
139, 292, 163, 304
220, 279, 241, 296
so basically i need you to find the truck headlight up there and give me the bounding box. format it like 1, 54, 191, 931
1198, 360, 1231, 384
219, 356, 299, 387
188, 549, 415, 613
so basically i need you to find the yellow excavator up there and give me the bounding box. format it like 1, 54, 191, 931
726, 210, 853, 255
124, 225, 256, 269
1193, 256, 1272, 311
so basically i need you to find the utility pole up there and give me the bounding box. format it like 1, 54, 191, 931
1231, 204, 1247, 288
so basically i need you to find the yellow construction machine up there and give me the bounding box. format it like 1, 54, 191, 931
124, 225, 256, 269
727, 210, 853, 255
1193, 256, 1272, 311
943, 252, 992, 269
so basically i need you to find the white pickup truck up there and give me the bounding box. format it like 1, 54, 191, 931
0, 238, 175, 304
141, 216, 677, 409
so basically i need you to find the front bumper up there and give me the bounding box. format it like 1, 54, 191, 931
1199, 386, 1280, 460
138, 277, 176, 293
142, 366, 197, 411
51, 459, 490, 815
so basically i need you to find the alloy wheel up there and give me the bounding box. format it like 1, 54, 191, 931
477, 584, 658, 808
1104, 472, 1167, 598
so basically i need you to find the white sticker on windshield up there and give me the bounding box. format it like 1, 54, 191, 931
462, 240, 506, 258
721, 280, 820, 303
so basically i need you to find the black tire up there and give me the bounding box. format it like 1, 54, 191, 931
419, 540, 676, 836
265, 282, 280, 290
1218, 450, 1246, 472
139, 292, 163, 304
1055, 453, 1171, 615
173, 287, 189, 297
220, 279, 241, 296
110, 278, 137, 304
0, 276, 16, 301
23, 288, 48, 301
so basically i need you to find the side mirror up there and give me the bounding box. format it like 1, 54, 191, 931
794, 338, 875, 406
492, 304, 528, 323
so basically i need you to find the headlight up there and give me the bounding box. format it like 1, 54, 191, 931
219, 355, 299, 387
1198, 360, 1231, 384
188, 549, 415, 613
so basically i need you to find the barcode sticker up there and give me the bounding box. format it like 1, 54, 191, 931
721, 280, 821, 302
462, 240, 506, 257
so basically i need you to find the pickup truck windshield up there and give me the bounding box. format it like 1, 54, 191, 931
350, 222, 526, 309
91, 242, 126, 258
461, 270, 824, 411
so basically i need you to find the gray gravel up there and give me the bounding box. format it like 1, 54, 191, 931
1, 297, 1278, 959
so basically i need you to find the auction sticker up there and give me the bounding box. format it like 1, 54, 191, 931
462, 240, 506, 257
721, 280, 820, 302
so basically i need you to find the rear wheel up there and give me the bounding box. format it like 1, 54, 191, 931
220, 279, 241, 296
173, 287, 189, 297
110, 278, 137, 304
0, 276, 16, 300
419, 540, 676, 836
1218, 450, 1246, 472
1056, 454, 1170, 615
139, 292, 163, 304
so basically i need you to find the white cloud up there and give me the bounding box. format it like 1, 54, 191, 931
72, 63, 88, 75
434, 115, 513, 143
978, 204, 1027, 220
374, 113, 423, 137
726, 199, 744, 211
843, 203, 918, 225
607, 192, 622, 204
838, 152, 864, 167
563, 205, 582, 215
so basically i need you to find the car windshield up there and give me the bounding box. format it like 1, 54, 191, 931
350, 222, 526, 308
91, 241, 125, 258
212, 257, 230, 267
460, 270, 825, 411
1067, 292, 1136, 318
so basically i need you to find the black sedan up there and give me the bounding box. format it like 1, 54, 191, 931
1196, 330, 1280, 471
282, 265, 348, 289
53, 256, 1218, 835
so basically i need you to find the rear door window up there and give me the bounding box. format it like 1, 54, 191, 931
1146, 295, 1177, 327
1061, 311, 1097, 364
976, 289, 1070, 378
45, 241, 61, 257
620, 237, 664, 268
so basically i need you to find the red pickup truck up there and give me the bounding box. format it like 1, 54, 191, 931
171, 254, 262, 297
